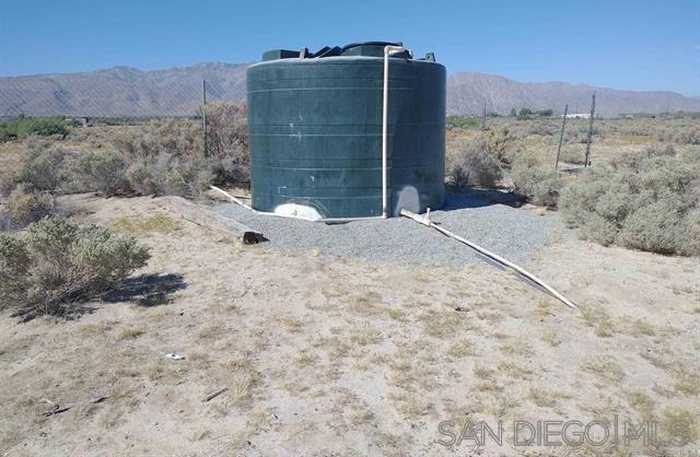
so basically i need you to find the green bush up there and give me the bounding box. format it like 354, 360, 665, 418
0, 157, 23, 198
658, 126, 700, 145
446, 116, 480, 130
446, 139, 503, 188
3, 106, 249, 199
18, 140, 69, 192
202, 102, 250, 186
560, 145, 700, 255
0, 117, 71, 142
0, 218, 150, 317
66, 149, 131, 196
511, 152, 564, 208
558, 144, 587, 165
517, 108, 533, 120
111, 106, 249, 197
617, 197, 688, 254
527, 120, 559, 136
0, 235, 31, 306
1, 185, 55, 229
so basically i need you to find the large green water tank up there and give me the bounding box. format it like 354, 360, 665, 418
247, 41, 445, 219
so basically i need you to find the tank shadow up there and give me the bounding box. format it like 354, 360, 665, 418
440, 188, 526, 211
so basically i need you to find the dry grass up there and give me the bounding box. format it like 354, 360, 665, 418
580, 305, 617, 337
294, 349, 320, 368
631, 319, 656, 337
389, 392, 433, 419
541, 328, 562, 347
626, 390, 656, 418
275, 316, 304, 333
111, 213, 180, 235
473, 364, 496, 381
2, 183, 699, 456
420, 310, 471, 338
498, 339, 534, 357
349, 291, 385, 316
313, 335, 352, 361
496, 361, 533, 381
218, 355, 260, 403
387, 350, 439, 392
671, 366, 700, 396
387, 308, 408, 322
447, 339, 476, 359
580, 355, 625, 383
529, 388, 558, 408
660, 407, 697, 446
117, 327, 145, 340
349, 323, 383, 346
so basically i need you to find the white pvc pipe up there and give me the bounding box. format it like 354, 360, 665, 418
382, 45, 409, 218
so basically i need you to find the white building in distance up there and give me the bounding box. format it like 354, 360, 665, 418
564, 113, 591, 119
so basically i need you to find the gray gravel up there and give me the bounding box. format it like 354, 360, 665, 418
212, 189, 562, 268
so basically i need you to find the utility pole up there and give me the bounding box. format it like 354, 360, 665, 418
202, 79, 208, 157
555, 104, 568, 171
481, 102, 487, 130
584, 92, 596, 167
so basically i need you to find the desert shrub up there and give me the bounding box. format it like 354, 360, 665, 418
527, 120, 559, 136
0, 235, 31, 306
201, 102, 250, 186
558, 144, 587, 165
682, 127, 700, 145
0, 116, 71, 142
658, 126, 700, 145
0, 218, 150, 317
517, 108, 533, 120
446, 116, 480, 130
563, 127, 584, 144
0, 185, 55, 229
511, 152, 564, 207
111, 106, 250, 197
479, 127, 518, 164
3, 108, 249, 199
616, 197, 689, 254
560, 145, 700, 255
203, 102, 248, 153
682, 209, 700, 256
0, 157, 23, 197
17, 140, 69, 192
65, 149, 131, 196
113, 119, 205, 196
446, 139, 503, 188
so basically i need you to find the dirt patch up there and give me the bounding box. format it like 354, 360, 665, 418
1, 195, 698, 456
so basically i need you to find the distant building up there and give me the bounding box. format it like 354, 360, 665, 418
564, 113, 591, 119
66, 116, 92, 127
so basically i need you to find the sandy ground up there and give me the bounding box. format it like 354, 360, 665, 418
1, 195, 699, 457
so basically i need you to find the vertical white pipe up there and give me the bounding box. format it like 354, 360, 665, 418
382, 45, 408, 218
382, 49, 390, 218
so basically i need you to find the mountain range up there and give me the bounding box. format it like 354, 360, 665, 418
1, 62, 698, 118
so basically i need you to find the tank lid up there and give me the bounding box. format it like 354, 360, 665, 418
260, 41, 436, 62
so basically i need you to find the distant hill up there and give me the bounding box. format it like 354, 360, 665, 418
1, 63, 699, 118
0, 63, 248, 117
447, 72, 700, 117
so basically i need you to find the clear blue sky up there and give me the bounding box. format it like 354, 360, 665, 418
1, 0, 698, 95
